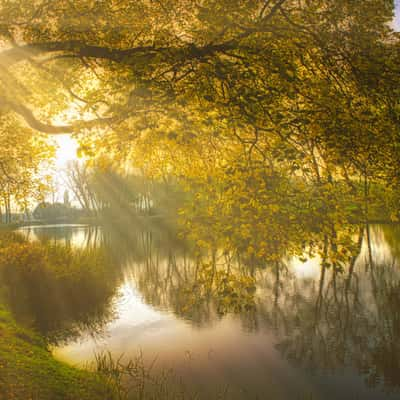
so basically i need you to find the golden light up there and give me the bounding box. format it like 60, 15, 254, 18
51, 103, 85, 168
49, 133, 81, 203
53, 134, 80, 168
48, 104, 90, 202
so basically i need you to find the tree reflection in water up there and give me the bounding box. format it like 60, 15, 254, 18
9, 220, 400, 394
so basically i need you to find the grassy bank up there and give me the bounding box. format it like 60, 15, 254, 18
0, 232, 117, 400
0, 303, 117, 400
0, 300, 217, 400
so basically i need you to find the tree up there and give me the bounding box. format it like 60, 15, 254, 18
0, 0, 399, 221
64, 159, 184, 217
0, 116, 54, 223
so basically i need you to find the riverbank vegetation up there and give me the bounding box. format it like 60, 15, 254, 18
0, 232, 119, 344
0, 303, 117, 400
0, 231, 118, 398
0, 231, 231, 399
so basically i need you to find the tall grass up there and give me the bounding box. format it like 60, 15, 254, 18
93, 351, 321, 400
93, 351, 233, 400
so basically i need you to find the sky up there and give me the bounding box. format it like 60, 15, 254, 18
395, 0, 400, 30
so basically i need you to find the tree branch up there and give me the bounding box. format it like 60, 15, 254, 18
0, 1, 287, 68
0, 1, 287, 133
0, 96, 116, 134
0, 97, 72, 133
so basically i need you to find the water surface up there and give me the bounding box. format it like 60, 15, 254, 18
16, 223, 400, 399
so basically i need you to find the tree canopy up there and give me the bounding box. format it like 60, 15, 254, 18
0, 0, 399, 223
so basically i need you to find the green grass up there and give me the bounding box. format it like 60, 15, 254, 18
0, 304, 117, 400
0, 300, 221, 400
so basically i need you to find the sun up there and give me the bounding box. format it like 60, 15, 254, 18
46, 105, 89, 202
51, 104, 84, 168
49, 134, 82, 204
53, 134, 80, 168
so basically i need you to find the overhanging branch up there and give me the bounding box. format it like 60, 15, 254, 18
0, 0, 288, 134
0, 1, 287, 68
0, 97, 72, 133
0, 96, 116, 134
